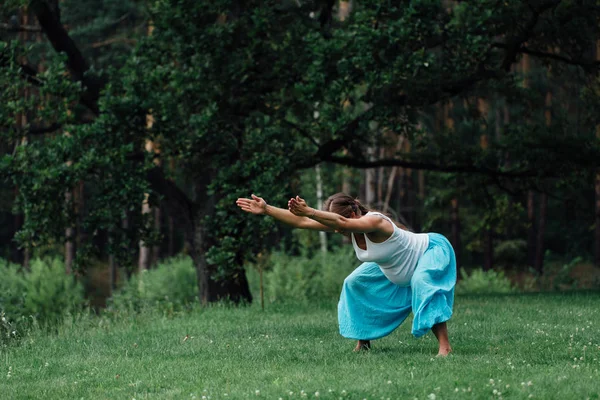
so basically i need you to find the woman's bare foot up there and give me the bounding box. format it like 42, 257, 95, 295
353, 340, 371, 352
437, 346, 452, 357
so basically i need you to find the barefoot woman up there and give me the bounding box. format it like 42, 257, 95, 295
236, 193, 456, 356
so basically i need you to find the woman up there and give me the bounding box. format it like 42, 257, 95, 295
236, 192, 456, 356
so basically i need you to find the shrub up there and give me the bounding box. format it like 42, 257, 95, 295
0, 258, 85, 346
247, 247, 358, 303
493, 240, 527, 267
107, 256, 198, 314
456, 267, 515, 295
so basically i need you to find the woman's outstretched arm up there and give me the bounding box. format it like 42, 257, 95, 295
236, 194, 334, 232
288, 196, 391, 235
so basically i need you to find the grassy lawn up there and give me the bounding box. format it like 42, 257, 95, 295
1, 292, 599, 399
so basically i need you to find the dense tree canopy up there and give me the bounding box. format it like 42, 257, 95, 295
1, 0, 599, 301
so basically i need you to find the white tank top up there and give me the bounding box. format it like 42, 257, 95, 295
351, 212, 429, 286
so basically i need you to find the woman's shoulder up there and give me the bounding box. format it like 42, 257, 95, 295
365, 211, 397, 226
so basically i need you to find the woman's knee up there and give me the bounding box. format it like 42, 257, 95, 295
343, 263, 380, 290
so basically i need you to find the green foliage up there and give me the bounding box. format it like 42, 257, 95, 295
456, 267, 515, 295
2, 0, 600, 302
247, 247, 358, 302
107, 257, 199, 313
0, 258, 85, 346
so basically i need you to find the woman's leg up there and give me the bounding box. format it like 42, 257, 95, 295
410, 234, 457, 355
338, 262, 412, 350
431, 322, 452, 356
354, 340, 371, 352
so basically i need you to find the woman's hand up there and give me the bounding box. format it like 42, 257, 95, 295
288, 196, 313, 217
236, 194, 267, 215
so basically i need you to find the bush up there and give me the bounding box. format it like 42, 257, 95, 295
0, 258, 85, 346
493, 240, 527, 267
247, 247, 358, 303
456, 267, 515, 295
107, 256, 198, 314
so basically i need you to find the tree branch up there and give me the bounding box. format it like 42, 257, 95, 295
320, 155, 539, 178
0, 22, 42, 32
25, 122, 62, 135
500, 0, 562, 71
493, 42, 600, 72
30, 0, 104, 114
282, 120, 320, 147
89, 37, 137, 49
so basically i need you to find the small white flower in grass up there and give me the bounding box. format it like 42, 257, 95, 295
255, 390, 260, 396
490, 379, 495, 385
493, 390, 498, 395
454, 388, 459, 392
289, 392, 294, 396
387, 380, 392, 384
201, 396, 207, 400
315, 392, 320, 397
528, 395, 533, 399
341, 390, 347, 395
527, 381, 532, 386
313, 111, 320, 119
45, 362, 49, 367
506, 384, 510, 388
427, 394, 436, 400
1, 317, 5, 322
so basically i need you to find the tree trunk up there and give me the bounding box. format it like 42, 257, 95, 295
534, 193, 548, 274
377, 147, 385, 206
450, 198, 461, 265
189, 210, 252, 305
483, 229, 493, 271
596, 169, 600, 267
315, 164, 327, 253
138, 193, 151, 272
17, 9, 31, 270
363, 144, 377, 205
65, 189, 75, 274
478, 98, 494, 271
595, 40, 600, 267
527, 191, 537, 267
168, 215, 175, 257
108, 253, 117, 295
152, 206, 161, 266
533, 86, 552, 274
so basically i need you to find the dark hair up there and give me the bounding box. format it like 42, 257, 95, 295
323, 192, 411, 231
322, 193, 370, 218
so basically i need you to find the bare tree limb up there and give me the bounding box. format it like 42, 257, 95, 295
89, 37, 137, 48
0, 22, 42, 32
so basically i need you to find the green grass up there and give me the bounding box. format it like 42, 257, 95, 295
2, 293, 600, 399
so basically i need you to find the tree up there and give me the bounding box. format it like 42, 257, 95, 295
2, 0, 600, 303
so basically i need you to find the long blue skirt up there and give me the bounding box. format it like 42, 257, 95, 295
338, 233, 456, 340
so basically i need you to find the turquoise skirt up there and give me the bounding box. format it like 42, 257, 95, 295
338, 233, 456, 339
